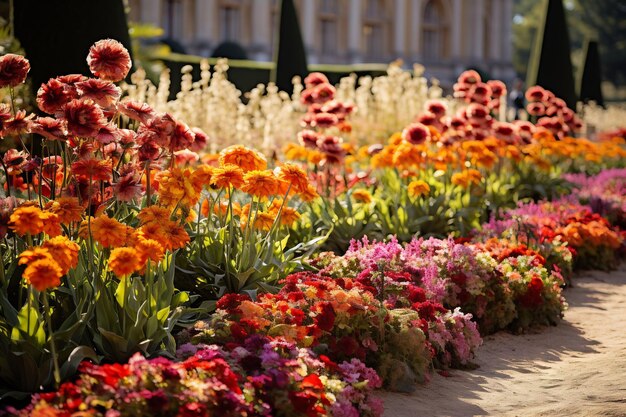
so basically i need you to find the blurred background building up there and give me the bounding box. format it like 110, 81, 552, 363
127, 0, 517, 85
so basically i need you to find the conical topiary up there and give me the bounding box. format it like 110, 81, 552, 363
526, 0, 577, 109
578, 39, 604, 107
271, 0, 308, 95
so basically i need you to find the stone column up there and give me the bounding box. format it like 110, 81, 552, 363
251, 0, 272, 60
140, 0, 161, 26
502, 0, 513, 62
194, 0, 216, 55
301, 0, 316, 63
393, 0, 407, 59
450, 0, 462, 59
409, 0, 423, 61
347, 0, 362, 63
473, 0, 484, 60
490, 0, 502, 61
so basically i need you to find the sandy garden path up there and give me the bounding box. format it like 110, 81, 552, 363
382, 264, 626, 417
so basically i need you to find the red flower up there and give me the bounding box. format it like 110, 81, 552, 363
313, 302, 335, 332
401, 122, 431, 145
76, 78, 121, 108
519, 276, 544, 307
37, 78, 74, 114
0, 54, 30, 88
71, 158, 112, 181
168, 120, 195, 152
412, 300, 447, 322
216, 293, 251, 313
118, 99, 156, 125
407, 285, 426, 303
63, 99, 107, 137
87, 39, 132, 82
31, 117, 68, 140
302, 374, 324, 390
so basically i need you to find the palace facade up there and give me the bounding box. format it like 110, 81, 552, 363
127, 0, 516, 84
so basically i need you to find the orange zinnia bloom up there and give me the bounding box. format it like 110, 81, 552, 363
159, 220, 190, 251
18, 247, 54, 266
299, 184, 320, 202
41, 211, 62, 237
138, 205, 171, 225
23, 258, 63, 291
275, 163, 309, 194
211, 164, 245, 190
9, 205, 47, 236
42, 236, 79, 275
408, 180, 430, 198
135, 237, 165, 265
219, 145, 267, 172
191, 165, 214, 190
108, 247, 142, 277
278, 206, 301, 227
241, 170, 280, 198
44, 197, 84, 224
71, 158, 112, 182
252, 212, 276, 231
89, 215, 128, 248
351, 189, 373, 204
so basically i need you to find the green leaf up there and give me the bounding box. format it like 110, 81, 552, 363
10, 300, 46, 347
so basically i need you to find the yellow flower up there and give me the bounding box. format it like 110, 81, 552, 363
407, 180, 430, 198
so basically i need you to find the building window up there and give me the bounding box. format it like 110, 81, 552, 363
363, 0, 387, 61
422, 0, 448, 61
319, 0, 339, 58
219, 0, 242, 42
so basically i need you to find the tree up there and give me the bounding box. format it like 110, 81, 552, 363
527, 0, 578, 108
271, 0, 308, 95
14, 0, 133, 93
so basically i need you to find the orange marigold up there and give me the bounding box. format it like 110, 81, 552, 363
42, 236, 80, 275
89, 215, 128, 248
252, 211, 276, 231
241, 170, 280, 198
138, 205, 171, 225
219, 145, 267, 172
160, 220, 190, 251
41, 211, 62, 237
23, 258, 63, 291
136, 237, 165, 265
275, 163, 309, 194
18, 246, 54, 266
71, 158, 112, 182
351, 189, 373, 203
9, 205, 46, 236
44, 197, 84, 224
108, 247, 142, 277
211, 164, 245, 189
299, 184, 320, 202
407, 180, 430, 198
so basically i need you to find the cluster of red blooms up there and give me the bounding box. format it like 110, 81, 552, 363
298, 72, 355, 166
525, 85, 583, 139
0, 39, 209, 209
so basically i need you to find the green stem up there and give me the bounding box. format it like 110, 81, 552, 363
42, 291, 61, 388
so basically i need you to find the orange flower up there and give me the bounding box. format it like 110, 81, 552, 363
135, 237, 165, 265
241, 170, 280, 198
23, 259, 63, 291
42, 236, 80, 275
275, 163, 309, 194
44, 197, 84, 224
202, 199, 242, 218
41, 212, 62, 237
299, 184, 320, 202
18, 247, 54, 266
138, 205, 171, 225
351, 189, 373, 203
108, 247, 142, 277
278, 206, 301, 227
9, 205, 46, 236
451, 169, 482, 188
71, 158, 112, 182
159, 220, 190, 251
89, 215, 128, 248
211, 164, 245, 189
408, 180, 430, 198
191, 165, 214, 190
252, 212, 276, 231
219, 145, 267, 172
157, 168, 202, 208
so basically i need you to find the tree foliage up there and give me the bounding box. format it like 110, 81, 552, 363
514, 0, 626, 87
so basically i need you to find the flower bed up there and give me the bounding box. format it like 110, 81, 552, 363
0, 40, 624, 415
